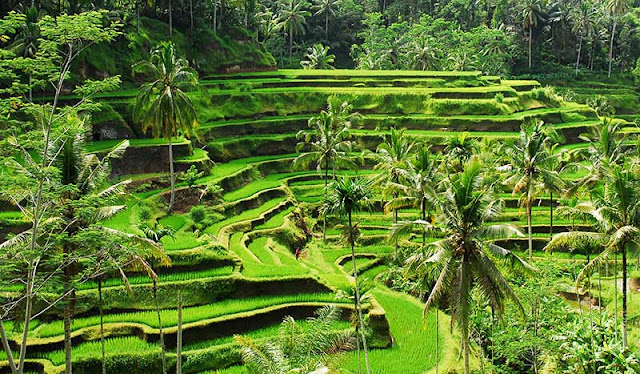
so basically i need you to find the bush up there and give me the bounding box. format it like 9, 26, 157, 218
190, 206, 206, 223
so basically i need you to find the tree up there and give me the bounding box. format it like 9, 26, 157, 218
569, 1, 595, 76
546, 166, 640, 350
402, 158, 531, 374
277, 0, 311, 61
504, 120, 562, 260
324, 177, 373, 374
444, 132, 478, 172
606, 0, 629, 77
236, 306, 353, 373
293, 97, 360, 241
0, 11, 122, 374
521, 0, 543, 69
133, 42, 199, 214
312, 0, 339, 40
370, 128, 416, 259
300, 43, 335, 69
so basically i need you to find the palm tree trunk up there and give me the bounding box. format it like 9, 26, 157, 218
323, 159, 329, 242
528, 26, 533, 69
549, 192, 553, 239
153, 279, 167, 374
608, 16, 616, 78
349, 211, 371, 374
622, 247, 628, 349
289, 29, 293, 61
169, 0, 173, 38
213, 1, 217, 35
355, 323, 362, 374
325, 12, 329, 41
99, 279, 106, 374
176, 292, 183, 374
168, 137, 176, 214
435, 309, 439, 374
189, 0, 194, 30
0, 320, 17, 374
393, 192, 398, 260
614, 254, 619, 343
422, 197, 426, 248
463, 331, 470, 374
575, 36, 582, 76
527, 201, 533, 261
136, 0, 140, 33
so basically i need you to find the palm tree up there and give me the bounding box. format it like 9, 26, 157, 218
10, 6, 41, 101
396, 159, 531, 374
385, 145, 439, 250
569, 1, 595, 76
324, 177, 373, 374
546, 166, 640, 350
504, 120, 562, 260
444, 132, 478, 172
133, 42, 199, 214
606, 0, 629, 77
300, 43, 335, 69
408, 38, 440, 71
236, 306, 353, 373
277, 0, 311, 61
293, 97, 360, 241
312, 0, 339, 41
521, 0, 543, 69
371, 128, 416, 260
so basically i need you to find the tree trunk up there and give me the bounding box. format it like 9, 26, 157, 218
289, 29, 293, 61
136, 0, 140, 33
325, 12, 329, 41
575, 36, 582, 76
614, 254, 619, 343
355, 323, 362, 374
63, 245, 75, 374
527, 200, 533, 261
622, 247, 628, 349
176, 292, 183, 374
153, 279, 167, 374
608, 16, 616, 78
421, 197, 426, 248
435, 309, 439, 374
463, 331, 470, 374
168, 137, 176, 214
99, 279, 106, 374
169, 0, 173, 38
528, 26, 533, 69
213, 1, 217, 35
0, 320, 17, 374
549, 192, 553, 239
349, 211, 371, 374
323, 159, 329, 242
189, 0, 193, 30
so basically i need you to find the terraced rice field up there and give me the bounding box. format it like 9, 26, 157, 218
3, 69, 635, 374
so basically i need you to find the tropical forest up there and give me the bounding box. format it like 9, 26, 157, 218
2, 0, 640, 373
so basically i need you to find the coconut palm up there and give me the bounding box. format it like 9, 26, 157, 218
324, 177, 373, 374
504, 120, 563, 260
521, 0, 544, 69
133, 42, 199, 214
569, 1, 595, 76
293, 97, 360, 241
444, 132, 478, 172
545, 166, 640, 350
300, 43, 335, 69
10, 6, 41, 101
277, 0, 311, 60
370, 128, 416, 259
312, 0, 339, 41
385, 145, 439, 249
396, 158, 530, 374
606, 0, 629, 77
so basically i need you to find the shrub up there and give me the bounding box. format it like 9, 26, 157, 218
191, 206, 206, 223
494, 93, 504, 103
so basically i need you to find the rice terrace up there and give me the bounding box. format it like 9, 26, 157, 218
2, 1, 640, 374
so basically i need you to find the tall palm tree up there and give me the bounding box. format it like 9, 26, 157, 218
569, 1, 595, 76
385, 145, 439, 249
397, 159, 531, 374
312, 0, 339, 41
277, 0, 311, 61
546, 166, 640, 350
371, 128, 416, 259
606, 0, 629, 77
324, 177, 373, 374
293, 97, 360, 241
444, 132, 478, 172
521, 0, 543, 69
133, 42, 199, 214
504, 120, 562, 260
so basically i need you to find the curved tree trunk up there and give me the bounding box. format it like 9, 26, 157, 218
325, 13, 329, 41
168, 137, 176, 214
575, 36, 582, 76
0, 320, 17, 374
608, 17, 616, 78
